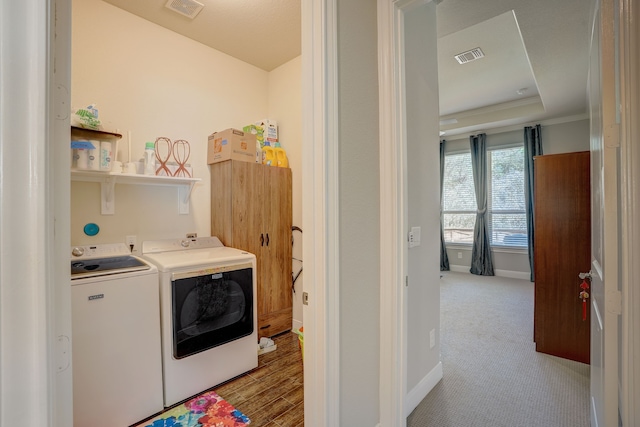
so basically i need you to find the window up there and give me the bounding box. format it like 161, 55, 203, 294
488, 147, 527, 247
442, 152, 476, 244
442, 145, 528, 248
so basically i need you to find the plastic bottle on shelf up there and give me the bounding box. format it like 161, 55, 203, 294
87, 140, 100, 170
75, 149, 88, 170
262, 142, 275, 166
144, 142, 156, 175
99, 141, 112, 171
256, 140, 262, 163
273, 142, 289, 168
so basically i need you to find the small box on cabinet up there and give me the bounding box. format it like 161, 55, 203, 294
207, 128, 258, 164
255, 120, 278, 145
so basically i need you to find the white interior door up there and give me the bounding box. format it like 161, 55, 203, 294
588, 0, 621, 425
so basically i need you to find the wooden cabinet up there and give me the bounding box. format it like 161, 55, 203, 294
210, 160, 292, 338
533, 151, 590, 364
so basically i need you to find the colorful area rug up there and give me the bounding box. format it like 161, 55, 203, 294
136, 391, 250, 427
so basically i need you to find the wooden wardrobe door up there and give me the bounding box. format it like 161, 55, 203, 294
533, 151, 591, 364
230, 161, 264, 259
258, 166, 293, 337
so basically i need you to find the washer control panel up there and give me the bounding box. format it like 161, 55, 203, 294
142, 236, 224, 254
70, 243, 131, 260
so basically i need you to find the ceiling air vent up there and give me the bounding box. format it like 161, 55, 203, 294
165, 0, 205, 19
454, 47, 485, 65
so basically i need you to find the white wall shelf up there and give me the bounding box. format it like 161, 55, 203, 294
71, 170, 201, 215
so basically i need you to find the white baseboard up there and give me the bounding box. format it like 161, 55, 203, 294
495, 269, 530, 281
446, 265, 530, 281
404, 361, 443, 417
292, 318, 303, 332
449, 265, 469, 274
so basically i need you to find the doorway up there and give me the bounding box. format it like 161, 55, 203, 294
56, 0, 313, 425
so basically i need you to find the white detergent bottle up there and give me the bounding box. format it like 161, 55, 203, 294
144, 142, 156, 175
256, 140, 262, 163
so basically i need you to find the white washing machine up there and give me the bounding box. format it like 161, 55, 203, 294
141, 236, 258, 407
70, 243, 163, 427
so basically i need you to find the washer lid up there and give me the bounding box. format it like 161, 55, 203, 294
71, 255, 150, 279
142, 246, 254, 272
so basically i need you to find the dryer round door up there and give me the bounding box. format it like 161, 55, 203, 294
171, 266, 254, 359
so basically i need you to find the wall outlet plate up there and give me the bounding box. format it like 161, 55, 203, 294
125, 235, 137, 252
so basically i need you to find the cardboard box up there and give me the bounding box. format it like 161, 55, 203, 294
207, 128, 258, 164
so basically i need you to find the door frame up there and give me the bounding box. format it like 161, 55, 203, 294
618, 0, 640, 423
301, 1, 340, 426
11, 1, 345, 426
0, 0, 73, 424
378, 0, 432, 425
377, 0, 407, 425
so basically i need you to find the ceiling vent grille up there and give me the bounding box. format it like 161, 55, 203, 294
165, 0, 205, 19
454, 47, 485, 64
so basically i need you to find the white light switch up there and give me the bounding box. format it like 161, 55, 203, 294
408, 226, 421, 248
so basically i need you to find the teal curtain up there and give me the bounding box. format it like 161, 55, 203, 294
440, 140, 450, 271
524, 125, 543, 281
469, 133, 494, 276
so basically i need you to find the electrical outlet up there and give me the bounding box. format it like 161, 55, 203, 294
126, 235, 137, 253
430, 329, 436, 349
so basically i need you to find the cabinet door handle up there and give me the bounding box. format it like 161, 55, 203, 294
260, 233, 264, 246
266, 233, 270, 246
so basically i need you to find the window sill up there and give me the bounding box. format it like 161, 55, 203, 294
445, 243, 528, 255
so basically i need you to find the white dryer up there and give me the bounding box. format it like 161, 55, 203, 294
70, 243, 163, 427
141, 236, 257, 407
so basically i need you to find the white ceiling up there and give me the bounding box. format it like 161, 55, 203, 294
101, 0, 302, 72
101, 0, 592, 137
436, 0, 592, 136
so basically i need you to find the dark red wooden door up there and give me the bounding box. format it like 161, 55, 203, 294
533, 151, 591, 364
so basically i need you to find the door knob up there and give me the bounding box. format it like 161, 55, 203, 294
578, 271, 592, 280
578, 272, 591, 321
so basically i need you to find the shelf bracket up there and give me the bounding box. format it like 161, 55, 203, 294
178, 182, 196, 215
100, 176, 117, 215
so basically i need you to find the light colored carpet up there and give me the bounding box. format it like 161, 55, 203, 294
407, 271, 590, 427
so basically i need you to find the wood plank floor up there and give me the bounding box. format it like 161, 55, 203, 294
215, 331, 304, 427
